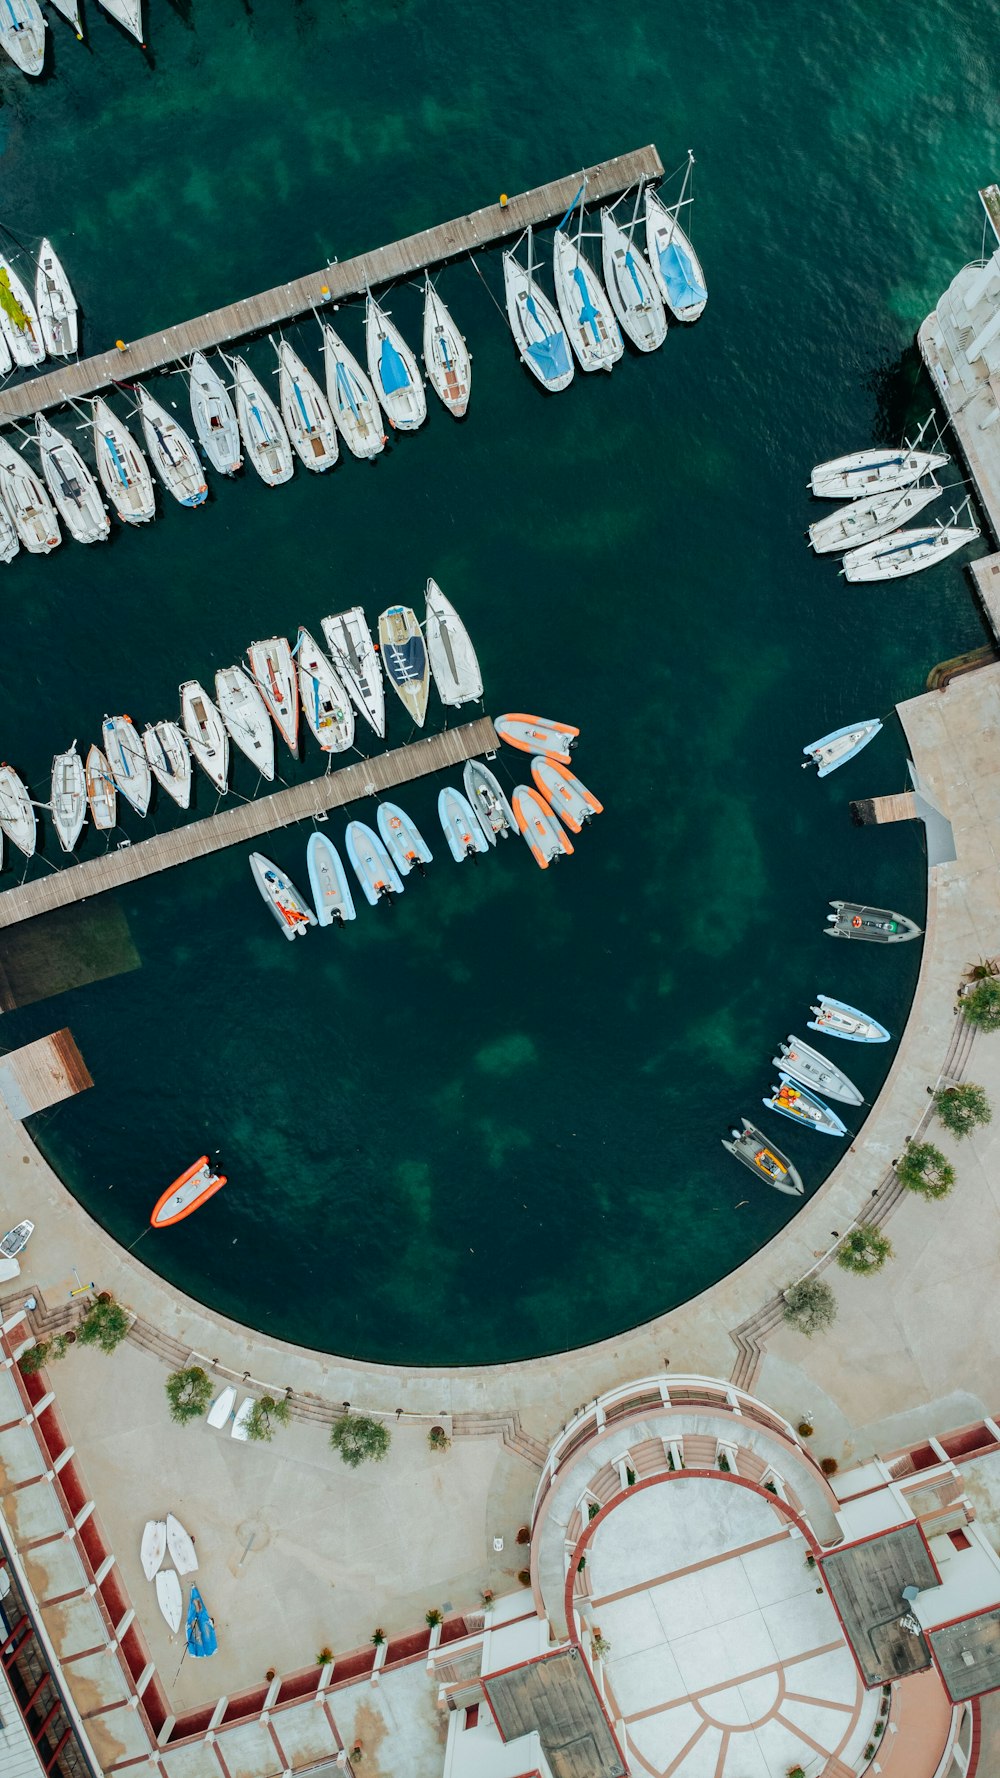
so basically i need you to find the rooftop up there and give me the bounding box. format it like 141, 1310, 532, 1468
929, 1607, 1000, 1702
819, 1526, 938, 1686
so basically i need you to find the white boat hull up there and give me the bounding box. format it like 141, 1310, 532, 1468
189, 352, 242, 476
553, 229, 622, 372
463, 760, 515, 844
138, 388, 207, 507
503, 249, 574, 393
322, 325, 385, 460
366, 295, 426, 432
0, 0, 45, 73
143, 722, 191, 808
600, 210, 666, 352
155, 1570, 182, 1634
207, 1385, 237, 1428
232, 359, 293, 486
306, 832, 356, 925
166, 1512, 198, 1576
51, 747, 87, 852
247, 637, 299, 754
842, 521, 979, 581
345, 820, 403, 906
96, 0, 143, 42
423, 280, 471, 417
215, 666, 275, 780
378, 605, 429, 727
35, 239, 79, 356
249, 852, 316, 938
645, 186, 707, 322
296, 629, 354, 752
85, 745, 117, 830
102, 715, 151, 815
321, 608, 386, 737
140, 1519, 166, 1582
0, 252, 45, 363
0, 437, 60, 554
810, 447, 948, 500
377, 800, 432, 874
0, 765, 36, 857
278, 341, 339, 472
37, 414, 109, 544
424, 579, 482, 706
180, 681, 229, 793
808, 483, 942, 554
438, 786, 488, 862
0, 498, 18, 564
93, 398, 156, 525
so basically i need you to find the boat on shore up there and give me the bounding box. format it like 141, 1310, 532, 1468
463, 760, 516, 845
808, 995, 890, 1044
37, 414, 109, 544
366, 294, 427, 432
601, 207, 666, 352
513, 785, 573, 868
155, 1570, 182, 1634
0, 251, 44, 365
93, 398, 156, 525
0, 1219, 33, 1258
0, 436, 60, 554
166, 1513, 198, 1575
151, 1156, 226, 1228
495, 713, 578, 762
295, 628, 354, 752
248, 637, 299, 755
215, 666, 275, 780
186, 1588, 217, 1658
531, 758, 602, 832
231, 357, 294, 486
645, 163, 707, 323
249, 852, 316, 937
51, 746, 87, 852
35, 240, 78, 356
503, 232, 574, 393
773, 1035, 863, 1105
345, 820, 403, 906
826, 900, 922, 943
277, 339, 339, 472
140, 1520, 166, 1581
722, 1119, 803, 1195
763, 1074, 847, 1137
102, 715, 150, 815
207, 1386, 236, 1429
552, 226, 622, 372
808, 482, 942, 554
378, 605, 430, 726
322, 608, 386, 736
810, 416, 948, 499
189, 352, 242, 477
378, 801, 432, 874
423, 277, 471, 417
180, 681, 229, 793
0, 766, 35, 857
306, 832, 356, 925
438, 786, 488, 862
143, 722, 191, 809
842, 501, 979, 581
424, 580, 482, 706
137, 387, 207, 508
321, 324, 385, 460
85, 745, 116, 830
802, 718, 882, 777
0, 0, 46, 75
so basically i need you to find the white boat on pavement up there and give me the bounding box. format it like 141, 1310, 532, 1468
51, 745, 87, 852
321, 608, 385, 737
189, 352, 242, 476
463, 759, 515, 845
842, 501, 979, 582
645, 161, 707, 322
277, 340, 338, 472
0, 0, 45, 74
166, 1513, 198, 1576
215, 666, 275, 780
103, 714, 151, 815
600, 206, 666, 352
140, 1520, 166, 1582
424, 580, 482, 706
422, 277, 471, 417
306, 832, 356, 926
366, 293, 426, 432
35, 240, 79, 356
503, 233, 574, 393
143, 722, 191, 808
802, 718, 882, 778
180, 681, 229, 793
85, 745, 116, 830
155, 1570, 182, 1635
207, 1386, 236, 1429
0, 251, 44, 365
137, 387, 207, 507
0, 435, 60, 554
553, 225, 622, 372
230, 357, 293, 486
36, 414, 109, 544
808, 482, 942, 554
321, 324, 385, 460
247, 637, 299, 755
93, 398, 156, 524
0, 764, 36, 857
295, 628, 354, 752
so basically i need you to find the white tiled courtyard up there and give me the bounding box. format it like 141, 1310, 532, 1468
586, 1479, 880, 1778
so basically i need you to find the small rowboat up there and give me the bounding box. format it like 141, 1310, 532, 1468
438, 786, 488, 862
808, 995, 890, 1044
306, 832, 356, 926
345, 820, 403, 907
155, 1570, 182, 1635
773, 1036, 863, 1106
140, 1520, 166, 1581
463, 760, 515, 845
423, 276, 471, 417
825, 901, 922, 943
151, 1157, 226, 1228
763, 1074, 847, 1137
378, 801, 432, 875
530, 758, 602, 833
249, 852, 316, 937
0, 1220, 33, 1259
722, 1119, 803, 1195
512, 786, 574, 869
85, 745, 116, 830
166, 1513, 198, 1575
143, 722, 192, 809
51, 746, 87, 852
495, 714, 578, 762
802, 719, 882, 778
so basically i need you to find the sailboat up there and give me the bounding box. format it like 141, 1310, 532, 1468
810, 415, 948, 499
321, 324, 385, 460
46, 0, 83, 32
512, 785, 573, 869
0, 764, 37, 857
345, 819, 403, 906
230, 357, 293, 486
531, 759, 602, 832
247, 637, 299, 754
645, 157, 707, 323
180, 681, 229, 793
377, 801, 432, 875
378, 605, 429, 726
552, 223, 622, 373
93, 397, 156, 525
36, 413, 110, 544
306, 832, 356, 925
276, 339, 339, 471
85, 745, 116, 830
424, 580, 482, 706
365, 293, 427, 432
0, 498, 17, 564
137, 387, 207, 507
463, 760, 516, 845
842, 500, 980, 582
102, 714, 151, 815
0, 252, 45, 366
801, 719, 882, 777
295, 628, 354, 752
422, 277, 471, 417
808, 482, 942, 554
0, 0, 45, 74
35, 240, 79, 356
96, 0, 143, 43
438, 786, 488, 862
50, 745, 87, 852
321, 608, 386, 736
503, 231, 574, 393
0, 435, 60, 553
189, 352, 242, 477
215, 666, 275, 780
601, 204, 666, 352
142, 722, 191, 809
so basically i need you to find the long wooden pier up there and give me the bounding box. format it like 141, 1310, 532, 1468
0, 145, 664, 423
0, 717, 499, 930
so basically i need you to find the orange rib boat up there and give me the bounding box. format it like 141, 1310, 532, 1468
151, 1157, 226, 1229
494, 714, 579, 763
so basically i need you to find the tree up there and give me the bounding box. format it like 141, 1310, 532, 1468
18, 1340, 51, 1376
961, 978, 1000, 1031
933, 1083, 992, 1140
782, 1277, 837, 1337
837, 1224, 893, 1274
165, 1367, 214, 1425
77, 1299, 130, 1354
245, 1395, 292, 1443
895, 1140, 955, 1199
330, 1412, 390, 1468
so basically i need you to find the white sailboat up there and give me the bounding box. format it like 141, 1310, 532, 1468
93, 397, 156, 524
36, 413, 109, 544
810, 415, 948, 499
0, 497, 17, 564
276, 339, 338, 471
50, 745, 86, 852
85, 745, 116, 830
0, 764, 36, 857
503, 232, 574, 393
321, 607, 386, 737
808, 482, 942, 554
0, 251, 45, 366
246, 637, 299, 754
0, 435, 60, 553
35, 240, 79, 356
0, 0, 45, 77
295, 628, 355, 752
142, 721, 191, 809
137, 387, 207, 507
155, 1570, 182, 1635
102, 714, 150, 815
645, 158, 707, 323
552, 224, 622, 373
321, 324, 385, 460
166, 1513, 198, 1576
96, 0, 142, 42
230, 356, 293, 486
47, 0, 83, 32
422, 277, 471, 417
189, 352, 242, 477
842, 499, 980, 582
366, 293, 426, 432
215, 665, 275, 780
601, 205, 667, 352
180, 680, 229, 793
424, 580, 482, 706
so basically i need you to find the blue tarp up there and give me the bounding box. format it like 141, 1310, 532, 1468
103, 433, 128, 488
336, 362, 361, 421
292, 379, 311, 430
379, 336, 410, 396
624, 251, 645, 303
658, 240, 706, 310
571, 267, 600, 342
524, 294, 571, 382
186, 1588, 218, 1659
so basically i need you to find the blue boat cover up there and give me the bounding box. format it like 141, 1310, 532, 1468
292, 379, 311, 430
524, 293, 571, 381
335, 362, 362, 421
657, 240, 706, 310
186, 1588, 218, 1658
624, 250, 645, 303
379, 336, 410, 395
571, 267, 600, 342
104, 433, 128, 488
386, 633, 426, 686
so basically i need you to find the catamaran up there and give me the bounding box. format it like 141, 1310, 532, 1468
35, 240, 78, 356
424, 580, 482, 706
345, 819, 403, 906
808, 482, 942, 554
321, 608, 386, 736
0, 251, 44, 365
0, 497, 17, 563
150, 1157, 226, 1228
366, 293, 426, 432
0, 764, 36, 857
378, 605, 430, 726
826, 900, 922, 943
143, 722, 191, 808
438, 786, 488, 862
93, 397, 156, 525
230, 357, 293, 486
802, 718, 882, 777
36, 414, 110, 544
102, 714, 151, 815
321, 324, 385, 460
96, 0, 144, 43
645, 158, 707, 323
531, 758, 602, 832
250, 852, 316, 937
810, 415, 948, 499
137, 387, 207, 507
85, 745, 116, 830
0, 435, 60, 553
295, 628, 354, 752
842, 500, 979, 582
808, 995, 890, 1044
600, 205, 666, 352
0, 0, 45, 74
247, 637, 299, 754
513, 785, 574, 868
773, 1035, 863, 1106
495, 713, 578, 762
215, 666, 275, 780
763, 1074, 847, 1137
423, 276, 471, 417
50, 745, 86, 852
189, 352, 242, 476
722, 1119, 803, 1195
463, 759, 516, 845
503, 232, 574, 394
306, 832, 356, 925
180, 681, 229, 793
276, 339, 339, 472
378, 801, 432, 875
552, 224, 622, 373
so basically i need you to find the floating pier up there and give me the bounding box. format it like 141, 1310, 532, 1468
850, 792, 918, 827
0, 146, 664, 424
0, 716, 499, 930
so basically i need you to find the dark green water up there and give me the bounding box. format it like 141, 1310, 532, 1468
0, 0, 993, 1362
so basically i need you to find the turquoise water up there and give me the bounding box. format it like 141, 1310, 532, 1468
0, 0, 993, 1362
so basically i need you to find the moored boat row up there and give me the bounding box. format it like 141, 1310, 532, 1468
1, 0, 144, 78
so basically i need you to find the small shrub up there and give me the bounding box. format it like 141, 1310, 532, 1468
77, 1298, 130, 1354
625, 1465, 636, 1486
330, 1412, 391, 1468
371, 1628, 385, 1646
788, 1767, 807, 1778
427, 1425, 450, 1452
805, 1553, 816, 1569
18, 1340, 51, 1376
315, 1646, 333, 1667
51, 1334, 73, 1360
961, 977, 1000, 1030
782, 1277, 837, 1337
577, 1555, 586, 1571
895, 1140, 955, 1199
481, 1588, 495, 1608
718, 1452, 731, 1473
934, 1083, 992, 1139
587, 1501, 600, 1521
591, 1629, 611, 1659
821, 1457, 839, 1476
517, 1568, 531, 1587
837, 1224, 893, 1274
165, 1366, 214, 1425
425, 1609, 443, 1628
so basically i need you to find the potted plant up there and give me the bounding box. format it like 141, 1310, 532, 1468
425, 1609, 443, 1628
314, 1646, 333, 1667
428, 1425, 450, 1452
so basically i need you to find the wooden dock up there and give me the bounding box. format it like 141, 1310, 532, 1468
0, 1030, 92, 1119
0, 717, 498, 930
0, 145, 664, 423
850, 792, 918, 827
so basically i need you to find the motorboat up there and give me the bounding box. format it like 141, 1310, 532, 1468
495, 713, 578, 762
51, 746, 87, 852
231, 1398, 255, 1441
35, 240, 79, 357
321, 324, 385, 460
365, 293, 426, 432
180, 681, 229, 793
0, 0, 45, 74
763, 1074, 847, 1137
600, 208, 666, 352
438, 786, 488, 862
0, 252, 45, 365
808, 994, 890, 1044
140, 1521, 166, 1581
512, 785, 574, 868
842, 502, 980, 581
802, 719, 882, 777
552, 227, 622, 372
189, 352, 242, 476
321, 608, 386, 736
345, 819, 403, 906
0, 498, 17, 564
137, 387, 207, 507
503, 234, 574, 393
230, 356, 293, 486
423, 276, 471, 417
277, 340, 338, 472
0, 435, 60, 553
166, 1513, 198, 1575
306, 832, 356, 925
826, 900, 922, 943
186, 1588, 217, 1659
808, 482, 942, 554
85, 745, 116, 830
0, 1220, 33, 1258
810, 416, 948, 499
378, 606, 429, 727
93, 397, 156, 525
207, 1386, 236, 1429
773, 1035, 863, 1106
721, 1118, 803, 1195
143, 722, 192, 808
463, 759, 515, 845
0, 765, 35, 857
295, 628, 354, 752
155, 1570, 182, 1635
531, 758, 602, 832
378, 801, 432, 875
424, 579, 482, 706
151, 1157, 225, 1226
645, 171, 707, 323
249, 851, 316, 937
102, 714, 151, 815
36, 414, 110, 544
247, 637, 299, 754
215, 666, 275, 780
96, 0, 144, 43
